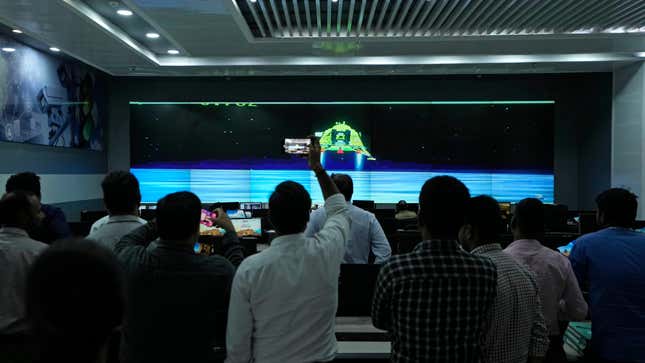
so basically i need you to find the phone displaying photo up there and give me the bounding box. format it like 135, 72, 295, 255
200, 209, 218, 227
284, 138, 311, 155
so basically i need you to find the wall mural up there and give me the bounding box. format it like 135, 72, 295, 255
0, 35, 106, 150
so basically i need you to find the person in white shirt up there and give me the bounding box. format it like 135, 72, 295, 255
0, 191, 47, 336
305, 173, 391, 264
88, 171, 146, 250
226, 138, 351, 363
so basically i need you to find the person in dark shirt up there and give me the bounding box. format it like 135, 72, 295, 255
115, 191, 244, 363
5, 172, 71, 243
372, 176, 497, 363
26, 239, 125, 363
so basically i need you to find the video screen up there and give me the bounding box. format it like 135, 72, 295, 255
200, 217, 262, 237
130, 102, 554, 203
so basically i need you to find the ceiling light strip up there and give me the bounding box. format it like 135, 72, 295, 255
375, 0, 390, 33
450, 0, 481, 34
303, 0, 313, 36
403, 1, 426, 35
520, 0, 561, 33
60, 0, 158, 65
461, 0, 493, 34
258, 0, 276, 36
384, 0, 403, 35
598, 0, 644, 30
267, 0, 284, 37
280, 0, 293, 36
484, 0, 520, 33
365, 0, 380, 35
424, 0, 450, 35
394, 0, 413, 35
489, 0, 527, 33
431, 0, 460, 35
326, 0, 332, 36
347, 0, 356, 35
291, 0, 302, 36
247, 0, 268, 37
602, 5, 645, 30
533, 1, 580, 32
315, 0, 322, 36
336, 0, 344, 36
471, 0, 506, 33
355, 0, 368, 35
567, 0, 617, 32
543, 0, 591, 32
441, 0, 471, 33
504, 0, 545, 33
556, 0, 604, 32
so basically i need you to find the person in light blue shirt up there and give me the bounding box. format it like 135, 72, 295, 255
569, 188, 645, 363
305, 173, 391, 264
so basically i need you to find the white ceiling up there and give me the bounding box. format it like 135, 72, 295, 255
0, 0, 644, 76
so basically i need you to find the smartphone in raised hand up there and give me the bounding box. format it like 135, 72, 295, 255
284, 138, 311, 155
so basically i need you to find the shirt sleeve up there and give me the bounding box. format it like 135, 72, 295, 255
225, 266, 254, 363
369, 214, 391, 264
371, 262, 393, 331
114, 223, 157, 272
311, 194, 351, 262
529, 291, 550, 357
304, 208, 324, 238
559, 257, 588, 322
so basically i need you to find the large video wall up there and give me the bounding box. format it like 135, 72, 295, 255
130, 101, 554, 203
0, 34, 106, 150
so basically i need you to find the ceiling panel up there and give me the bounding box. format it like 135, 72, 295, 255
235, 0, 645, 39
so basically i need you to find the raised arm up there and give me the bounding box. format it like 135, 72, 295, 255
309, 137, 340, 200
213, 208, 245, 268
114, 221, 158, 269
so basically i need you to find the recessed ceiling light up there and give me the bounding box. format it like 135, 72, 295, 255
12, 29, 22, 34
146, 32, 160, 39
117, 9, 133, 16
1, 47, 16, 53
167, 49, 180, 55
50, 47, 61, 52
250, 0, 257, 2
636, 52, 645, 58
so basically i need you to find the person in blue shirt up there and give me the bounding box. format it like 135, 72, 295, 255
569, 188, 645, 363
5, 172, 71, 244
305, 173, 391, 264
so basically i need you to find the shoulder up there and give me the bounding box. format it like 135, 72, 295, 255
90, 216, 110, 230
23, 237, 48, 254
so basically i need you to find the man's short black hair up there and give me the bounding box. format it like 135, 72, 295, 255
269, 181, 311, 235
0, 191, 36, 228
156, 192, 201, 241
419, 176, 470, 239
513, 198, 545, 237
27, 239, 125, 363
331, 174, 353, 202
596, 188, 638, 228
102, 171, 141, 215
6, 172, 41, 199
464, 195, 503, 242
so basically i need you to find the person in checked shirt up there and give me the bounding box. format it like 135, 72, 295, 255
460, 195, 549, 363
371, 176, 498, 363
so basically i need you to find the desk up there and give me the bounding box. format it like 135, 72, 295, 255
335, 317, 390, 360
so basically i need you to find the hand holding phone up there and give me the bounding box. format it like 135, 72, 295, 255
213, 208, 236, 234
284, 138, 311, 155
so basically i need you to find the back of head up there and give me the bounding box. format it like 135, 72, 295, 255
596, 188, 638, 228
26, 239, 125, 363
464, 195, 503, 245
269, 181, 312, 235
0, 191, 40, 230
102, 171, 141, 215
419, 176, 470, 239
156, 191, 201, 241
331, 174, 353, 202
513, 198, 545, 239
6, 172, 42, 200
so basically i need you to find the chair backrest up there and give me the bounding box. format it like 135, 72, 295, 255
337, 264, 383, 316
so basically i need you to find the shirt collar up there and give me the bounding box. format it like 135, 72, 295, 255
508, 239, 542, 249
108, 215, 146, 223
414, 239, 461, 252
471, 243, 503, 255
0, 227, 30, 237
270, 233, 305, 248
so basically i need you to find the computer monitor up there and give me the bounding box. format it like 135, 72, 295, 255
353, 200, 375, 212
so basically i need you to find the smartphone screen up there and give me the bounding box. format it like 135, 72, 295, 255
200, 209, 218, 227
284, 138, 311, 155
